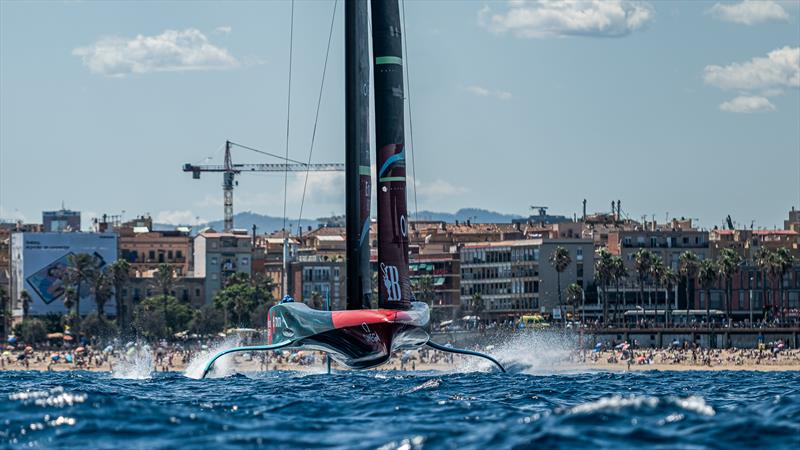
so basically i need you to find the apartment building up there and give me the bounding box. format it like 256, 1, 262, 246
459, 239, 593, 320
119, 229, 192, 276
193, 229, 253, 303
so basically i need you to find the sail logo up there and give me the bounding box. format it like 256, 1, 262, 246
380, 263, 402, 301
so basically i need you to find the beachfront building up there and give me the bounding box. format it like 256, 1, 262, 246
118, 228, 192, 276
193, 229, 253, 303
459, 239, 593, 322
122, 275, 206, 307
690, 265, 800, 324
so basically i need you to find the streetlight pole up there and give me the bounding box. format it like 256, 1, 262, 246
749, 275, 754, 325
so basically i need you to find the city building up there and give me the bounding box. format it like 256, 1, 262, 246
118, 228, 192, 276
459, 238, 594, 321
193, 229, 253, 303
42, 208, 81, 232
122, 275, 206, 307
9, 232, 118, 318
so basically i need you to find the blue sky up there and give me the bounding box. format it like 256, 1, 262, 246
1, 0, 798, 231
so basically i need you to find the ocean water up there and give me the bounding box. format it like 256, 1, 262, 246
1, 369, 798, 450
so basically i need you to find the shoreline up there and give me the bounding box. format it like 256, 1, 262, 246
3, 353, 799, 374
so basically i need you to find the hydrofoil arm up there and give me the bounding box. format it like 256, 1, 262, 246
426, 340, 506, 373
201, 341, 294, 379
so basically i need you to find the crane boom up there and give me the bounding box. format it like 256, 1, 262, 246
182, 163, 344, 173
183, 140, 345, 231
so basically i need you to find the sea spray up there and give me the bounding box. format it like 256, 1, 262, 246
112, 343, 153, 380
184, 336, 243, 379
456, 330, 579, 374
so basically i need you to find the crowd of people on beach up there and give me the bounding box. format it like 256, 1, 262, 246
580, 338, 800, 369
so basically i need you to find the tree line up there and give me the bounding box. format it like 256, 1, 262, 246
13, 253, 277, 343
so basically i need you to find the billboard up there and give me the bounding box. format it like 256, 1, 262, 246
11, 232, 118, 316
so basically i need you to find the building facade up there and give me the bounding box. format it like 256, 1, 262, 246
42, 209, 81, 232
193, 229, 253, 303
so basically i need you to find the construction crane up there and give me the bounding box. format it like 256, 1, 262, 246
183, 140, 345, 231
530, 205, 549, 218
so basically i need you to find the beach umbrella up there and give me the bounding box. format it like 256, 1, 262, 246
4, 344, 14, 351
75, 347, 86, 354
65, 354, 73, 363
103, 345, 114, 353
1, 350, 10, 356
24, 346, 33, 354
51, 353, 60, 361
63, 335, 74, 341
7, 336, 17, 344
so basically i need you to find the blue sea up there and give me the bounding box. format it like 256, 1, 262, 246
1, 370, 798, 450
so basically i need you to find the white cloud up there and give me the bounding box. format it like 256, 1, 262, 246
465, 85, 513, 100
73, 28, 240, 77
479, 0, 654, 38
414, 179, 469, 200
703, 46, 799, 90
155, 210, 207, 225
704, 46, 799, 113
709, 1, 788, 25
719, 95, 776, 113
215, 25, 232, 35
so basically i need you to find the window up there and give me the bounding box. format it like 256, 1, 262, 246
149, 250, 156, 260
576, 248, 583, 261
176, 251, 183, 259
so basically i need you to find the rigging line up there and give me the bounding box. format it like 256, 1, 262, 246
400, 0, 419, 222
230, 141, 307, 165
283, 0, 295, 236
296, 0, 338, 234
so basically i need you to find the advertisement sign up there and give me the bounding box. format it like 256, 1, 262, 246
11, 233, 118, 316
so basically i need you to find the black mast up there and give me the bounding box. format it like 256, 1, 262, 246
345, 0, 372, 310
371, 0, 411, 309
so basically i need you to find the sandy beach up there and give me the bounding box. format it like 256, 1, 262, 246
3, 347, 799, 374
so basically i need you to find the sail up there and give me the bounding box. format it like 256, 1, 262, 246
345, 0, 372, 310
371, 0, 411, 309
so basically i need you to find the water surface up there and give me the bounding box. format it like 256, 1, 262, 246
1, 370, 798, 449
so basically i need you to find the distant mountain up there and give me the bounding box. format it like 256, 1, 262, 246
411, 208, 523, 223
153, 211, 319, 235
153, 208, 522, 233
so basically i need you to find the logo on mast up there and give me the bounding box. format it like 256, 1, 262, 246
380, 263, 402, 302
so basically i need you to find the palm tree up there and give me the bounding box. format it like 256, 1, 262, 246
633, 249, 653, 324
660, 267, 679, 327
91, 271, 114, 318
65, 253, 99, 329
565, 283, 583, 323
20, 291, 32, 317
63, 286, 78, 328
109, 260, 131, 329
753, 247, 773, 319
594, 248, 614, 325
611, 256, 628, 326
548, 246, 572, 312
717, 248, 742, 323
470, 292, 484, 319
649, 256, 666, 327
773, 248, 794, 323
679, 251, 700, 327
697, 259, 718, 327
310, 291, 324, 310
154, 264, 175, 331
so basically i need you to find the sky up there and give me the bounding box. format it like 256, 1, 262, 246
1, 0, 799, 231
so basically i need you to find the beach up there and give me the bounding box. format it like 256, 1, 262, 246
3, 346, 799, 374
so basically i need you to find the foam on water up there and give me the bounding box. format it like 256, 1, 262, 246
183, 336, 243, 379
112, 343, 154, 379
456, 330, 579, 374
564, 394, 715, 416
